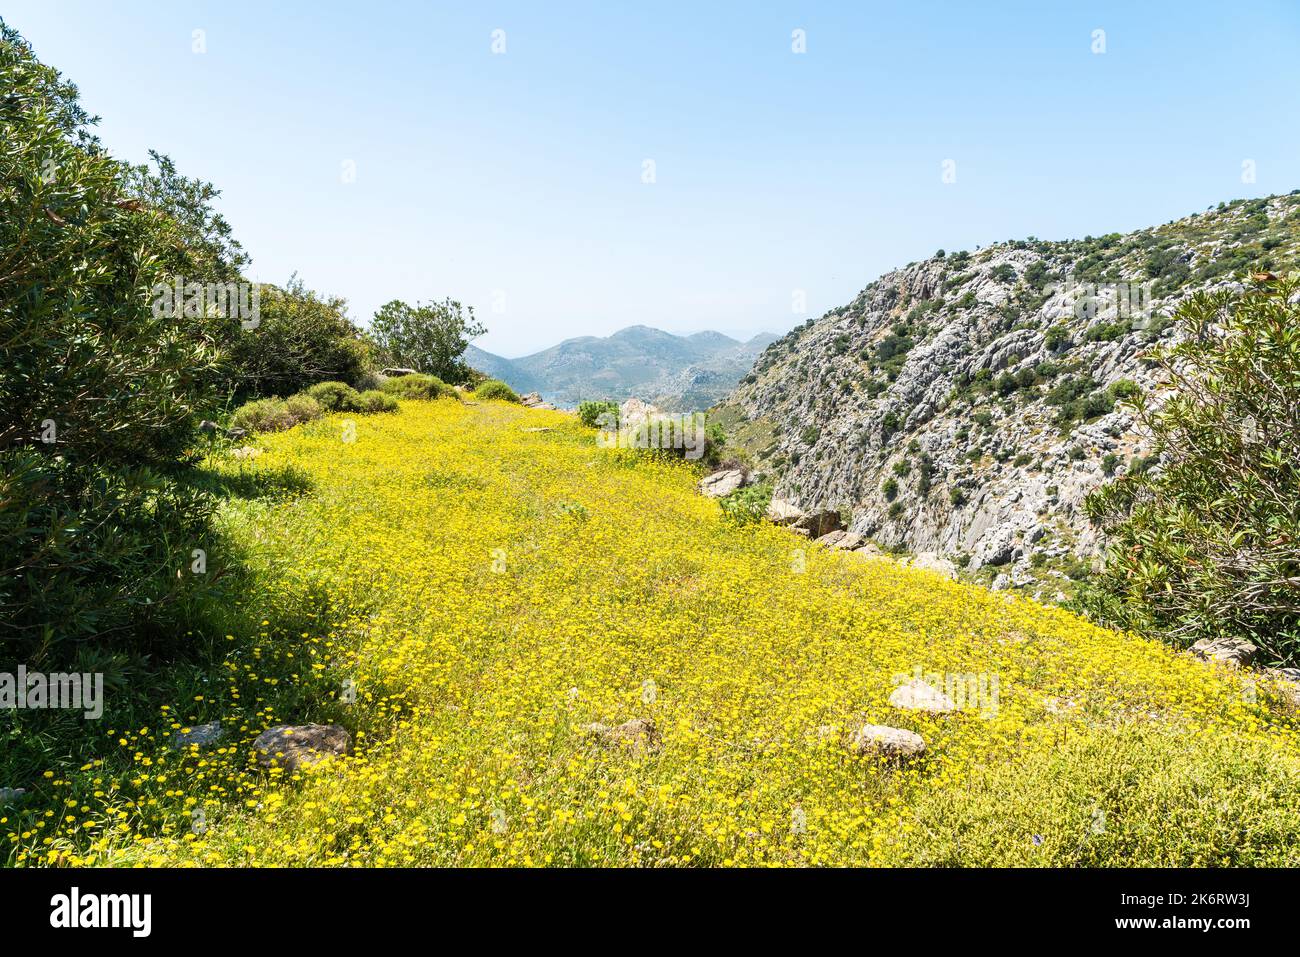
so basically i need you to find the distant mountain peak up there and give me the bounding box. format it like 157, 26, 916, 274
466, 324, 775, 409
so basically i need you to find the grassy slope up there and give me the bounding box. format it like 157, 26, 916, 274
7, 398, 1300, 866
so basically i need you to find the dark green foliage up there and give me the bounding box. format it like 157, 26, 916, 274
577, 400, 619, 428
718, 480, 772, 525
357, 390, 398, 413
882, 477, 899, 501
1081, 278, 1300, 662
223, 279, 373, 400
0, 24, 230, 651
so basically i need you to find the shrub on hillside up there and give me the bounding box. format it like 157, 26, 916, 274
578, 400, 619, 428
473, 380, 520, 403
231, 398, 300, 434
381, 372, 452, 400
1081, 277, 1300, 663
719, 481, 773, 525
357, 390, 398, 413
306, 380, 363, 412
221, 279, 374, 400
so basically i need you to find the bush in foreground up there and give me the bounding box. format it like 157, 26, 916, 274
1082, 276, 1300, 663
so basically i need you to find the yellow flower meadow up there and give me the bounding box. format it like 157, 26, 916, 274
8, 397, 1300, 867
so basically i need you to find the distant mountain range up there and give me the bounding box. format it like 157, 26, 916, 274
466, 326, 778, 410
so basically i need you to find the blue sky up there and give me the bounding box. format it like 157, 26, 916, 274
7, 1, 1300, 355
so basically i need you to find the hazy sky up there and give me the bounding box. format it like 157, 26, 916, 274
7, 1, 1300, 356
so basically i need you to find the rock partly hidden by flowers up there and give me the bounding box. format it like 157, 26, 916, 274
254, 724, 352, 772
845, 723, 926, 759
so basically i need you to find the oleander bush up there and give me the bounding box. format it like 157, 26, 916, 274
1082, 276, 1300, 664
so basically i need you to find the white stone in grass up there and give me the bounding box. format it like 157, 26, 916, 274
889, 678, 958, 713
845, 723, 926, 758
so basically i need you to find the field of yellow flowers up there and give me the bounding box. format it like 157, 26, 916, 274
9, 396, 1300, 867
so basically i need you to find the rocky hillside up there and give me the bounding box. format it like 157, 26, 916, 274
471, 326, 776, 410
716, 192, 1300, 595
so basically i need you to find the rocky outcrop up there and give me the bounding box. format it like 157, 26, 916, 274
719, 193, 1300, 591
699, 469, 748, 498
172, 721, 226, 749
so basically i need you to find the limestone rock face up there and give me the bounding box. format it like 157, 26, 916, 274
766, 498, 806, 526
718, 195, 1300, 589
699, 469, 747, 498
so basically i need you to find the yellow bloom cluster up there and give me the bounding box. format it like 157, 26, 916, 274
9, 399, 1300, 866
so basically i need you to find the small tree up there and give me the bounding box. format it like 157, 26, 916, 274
370, 298, 484, 385
1082, 276, 1300, 662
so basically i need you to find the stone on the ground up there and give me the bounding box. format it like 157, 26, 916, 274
172, 721, 226, 749
845, 723, 926, 758
225, 427, 247, 440
254, 723, 351, 772
1190, 636, 1258, 668
699, 469, 747, 498
0, 787, 27, 804
817, 529, 865, 550
584, 717, 659, 751
766, 498, 805, 525
618, 398, 658, 428
889, 678, 958, 713
906, 552, 958, 579
793, 509, 842, 538
381, 367, 419, 377
990, 573, 1011, 591
522, 427, 553, 433
198, 420, 219, 435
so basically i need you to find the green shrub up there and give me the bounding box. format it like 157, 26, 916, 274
0, 25, 231, 649
381, 372, 452, 400
882, 477, 899, 501
473, 379, 520, 403
719, 481, 773, 525
578, 400, 619, 428
306, 380, 363, 412
231, 398, 297, 434
221, 280, 375, 401
284, 393, 324, 423
357, 390, 398, 413
1082, 278, 1300, 662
